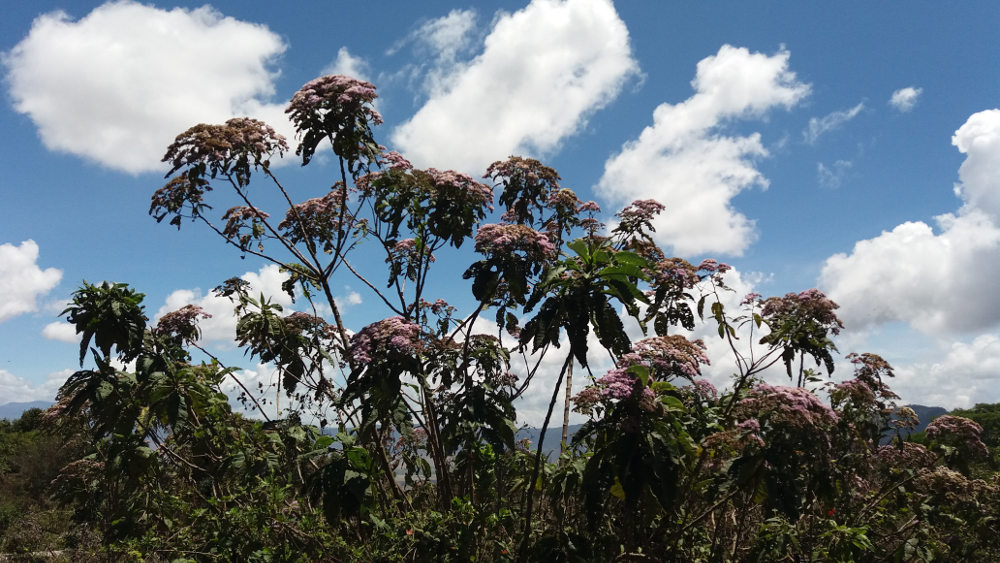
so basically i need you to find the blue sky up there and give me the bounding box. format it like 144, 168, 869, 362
1, 0, 998, 420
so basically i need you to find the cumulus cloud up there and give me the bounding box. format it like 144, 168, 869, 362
892, 333, 1000, 410
889, 86, 922, 112
597, 45, 810, 256
0, 240, 62, 324
804, 102, 864, 144
2, 1, 291, 174
953, 109, 1000, 219
820, 109, 1000, 333
391, 0, 639, 174
0, 368, 73, 404
408, 9, 477, 62
42, 321, 79, 343
322, 47, 371, 81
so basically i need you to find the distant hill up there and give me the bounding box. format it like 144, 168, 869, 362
516, 424, 584, 458
905, 404, 949, 434
0, 400, 53, 422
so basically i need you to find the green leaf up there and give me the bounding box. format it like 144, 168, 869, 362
609, 477, 625, 500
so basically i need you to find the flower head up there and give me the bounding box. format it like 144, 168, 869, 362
154, 305, 212, 344
349, 316, 424, 365
926, 415, 989, 459
286, 75, 382, 166
163, 118, 288, 183
474, 223, 557, 263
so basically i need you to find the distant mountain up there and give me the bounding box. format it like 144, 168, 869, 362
516, 424, 584, 458
0, 400, 53, 422
905, 404, 949, 434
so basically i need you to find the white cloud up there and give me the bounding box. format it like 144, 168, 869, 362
893, 334, 1000, 410
2, 1, 290, 174
597, 45, 810, 256
821, 109, 1000, 334
322, 47, 371, 81
822, 212, 1000, 333
804, 102, 864, 144
0, 368, 73, 404
339, 290, 362, 307
413, 9, 477, 63
0, 240, 62, 324
42, 321, 79, 343
953, 109, 1000, 219
889, 86, 922, 113
817, 159, 852, 188
391, 0, 639, 174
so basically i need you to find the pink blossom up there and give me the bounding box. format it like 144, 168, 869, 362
221, 205, 270, 248
618, 199, 665, 222
474, 223, 557, 262
626, 335, 710, 380
381, 150, 412, 171
926, 415, 989, 459
760, 288, 844, 336
278, 185, 353, 253
163, 118, 288, 178
285, 75, 382, 164
154, 305, 211, 344
876, 442, 936, 468
349, 316, 423, 365
690, 379, 718, 400
739, 384, 839, 430
426, 168, 494, 211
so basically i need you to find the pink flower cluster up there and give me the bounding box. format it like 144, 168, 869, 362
221, 206, 270, 247
380, 150, 412, 171
425, 168, 494, 210
150, 176, 211, 222
736, 418, 766, 448
739, 384, 839, 430
285, 75, 383, 165
420, 298, 455, 317
283, 311, 328, 335
649, 257, 700, 289
618, 199, 665, 222
876, 442, 936, 468
349, 316, 423, 365
474, 224, 557, 262
486, 156, 562, 225
278, 186, 351, 251
544, 189, 582, 212
697, 259, 732, 274
620, 335, 710, 380
163, 118, 288, 177
690, 379, 719, 401
386, 238, 435, 269
485, 156, 561, 189
154, 305, 212, 344
286, 75, 382, 129
926, 415, 989, 459
832, 353, 899, 409
761, 288, 844, 335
